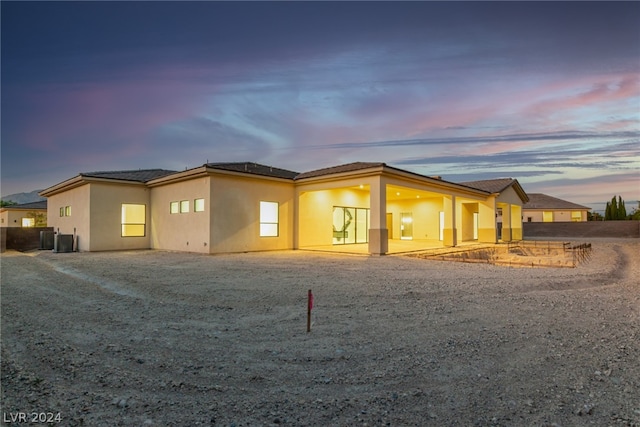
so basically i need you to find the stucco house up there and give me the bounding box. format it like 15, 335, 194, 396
0, 201, 48, 228
40, 162, 529, 255
522, 193, 590, 222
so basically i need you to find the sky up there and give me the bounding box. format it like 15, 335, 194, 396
1, 1, 639, 212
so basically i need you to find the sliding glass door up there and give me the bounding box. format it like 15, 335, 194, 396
333, 207, 370, 245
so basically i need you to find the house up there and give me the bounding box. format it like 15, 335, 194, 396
522, 193, 590, 222
40, 162, 529, 255
0, 201, 48, 228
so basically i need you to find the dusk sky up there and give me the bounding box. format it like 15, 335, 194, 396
2, 2, 639, 211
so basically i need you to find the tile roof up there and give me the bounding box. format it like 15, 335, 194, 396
524, 193, 590, 210
3, 201, 47, 210
80, 169, 177, 182
206, 162, 299, 179
295, 162, 385, 180
458, 178, 518, 193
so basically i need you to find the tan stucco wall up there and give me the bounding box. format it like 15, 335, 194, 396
89, 183, 151, 251
459, 202, 478, 241
386, 197, 443, 241
150, 176, 211, 253
496, 187, 524, 206
46, 184, 91, 250
524, 209, 588, 222
298, 187, 370, 248
209, 175, 295, 253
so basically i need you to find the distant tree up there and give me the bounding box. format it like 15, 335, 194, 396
588, 211, 603, 221
605, 196, 617, 220
605, 195, 631, 220
27, 211, 47, 227
0, 200, 17, 207
617, 196, 627, 219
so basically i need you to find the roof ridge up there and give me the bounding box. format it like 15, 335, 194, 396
81, 168, 175, 175
295, 162, 385, 179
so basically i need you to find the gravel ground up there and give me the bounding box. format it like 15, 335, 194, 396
1, 240, 639, 426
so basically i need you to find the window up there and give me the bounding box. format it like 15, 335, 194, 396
543, 211, 553, 222
180, 200, 189, 213
194, 198, 205, 212
65, 206, 71, 216
170, 201, 179, 214
60, 207, 65, 217
260, 201, 279, 237
121, 204, 146, 237
22, 218, 35, 227
571, 211, 582, 222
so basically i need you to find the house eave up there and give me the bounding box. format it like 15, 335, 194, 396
40, 175, 148, 197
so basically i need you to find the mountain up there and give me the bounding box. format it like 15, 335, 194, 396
1, 190, 46, 205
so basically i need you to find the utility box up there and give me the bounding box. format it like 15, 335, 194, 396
54, 234, 74, 253
40, 231, 55, 250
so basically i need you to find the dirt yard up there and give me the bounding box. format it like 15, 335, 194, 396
1, 239, 639, 426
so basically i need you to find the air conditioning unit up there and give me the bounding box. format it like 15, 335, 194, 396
40, 231, 55, 250
54, 234, 74, 253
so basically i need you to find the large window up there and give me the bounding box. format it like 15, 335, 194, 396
122, 204, 146, 237
260, 201, 279, 237
571, 211, 582, 222
543, 211, 553, 222
22, 218, 35, 227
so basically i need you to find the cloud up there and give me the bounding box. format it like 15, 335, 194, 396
311, 131, 640, 150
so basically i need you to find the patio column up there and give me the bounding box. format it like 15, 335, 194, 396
368, 177, 388, 255
478, 198, 497, 243
502, 203, 512, 242
511, 204, 523, 240
443, 195, 457, 247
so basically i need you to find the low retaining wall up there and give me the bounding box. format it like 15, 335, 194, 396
523, 221, 639, 238
0, 227, 54, 252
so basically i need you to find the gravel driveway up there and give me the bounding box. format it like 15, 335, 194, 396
1, 239, 639, 426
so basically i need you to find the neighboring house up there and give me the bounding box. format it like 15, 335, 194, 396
0, 201, 48, 228
40, 162, 529, 255
522, 193, 590, 222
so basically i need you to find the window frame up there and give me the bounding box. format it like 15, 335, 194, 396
121, 203, 146, 237
259, 201, 279, 237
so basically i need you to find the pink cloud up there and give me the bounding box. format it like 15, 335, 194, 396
19, 71, 214, 154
